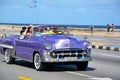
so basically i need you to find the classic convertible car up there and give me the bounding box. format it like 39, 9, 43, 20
0, 25, 92, 71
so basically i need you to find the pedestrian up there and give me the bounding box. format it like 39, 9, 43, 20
107, 24, 110, 33
89, 24, 94, 35
111, 23, 115, 32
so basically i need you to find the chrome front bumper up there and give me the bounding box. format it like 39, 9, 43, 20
43, 56, 92, 62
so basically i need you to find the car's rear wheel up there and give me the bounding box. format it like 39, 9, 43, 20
5, 49, 15, 64
76, 61, 88, 71
34, 53, 45, 71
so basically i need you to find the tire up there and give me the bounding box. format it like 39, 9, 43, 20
33, 53, 45, 71
5, 49, 15, 64
76, 61, 88, 71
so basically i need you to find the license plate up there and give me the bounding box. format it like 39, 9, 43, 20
64, 57, 77, 61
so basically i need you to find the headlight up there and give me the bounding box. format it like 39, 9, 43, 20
84, 42, 92, 49
50, 52, 57, 58
83, 51, 87, 56
44, 43, 52, 50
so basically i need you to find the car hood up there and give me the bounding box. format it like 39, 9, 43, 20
42, 35, 85, 49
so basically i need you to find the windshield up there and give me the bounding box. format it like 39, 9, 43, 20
33, 26, 69, 36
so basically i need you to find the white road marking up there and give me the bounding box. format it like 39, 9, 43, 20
66, 71, 113, 80
87, 78, 113, 80
66, 71, 96, 78
100, 54, 120, 58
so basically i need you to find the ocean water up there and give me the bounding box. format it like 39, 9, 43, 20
0, 23, 120, 29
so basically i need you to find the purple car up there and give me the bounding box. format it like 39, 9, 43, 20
0, 25, 92, 71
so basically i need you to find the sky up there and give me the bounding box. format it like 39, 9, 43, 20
0, 0, 120, 25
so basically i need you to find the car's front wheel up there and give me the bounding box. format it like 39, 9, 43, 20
76, 61, 88, 71
34, 53, 45, 71
5, 49, 15, 64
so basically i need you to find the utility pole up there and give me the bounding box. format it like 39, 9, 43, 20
33, 0, 37, 8
29, 0, 37, 8
29, 0, 38, 24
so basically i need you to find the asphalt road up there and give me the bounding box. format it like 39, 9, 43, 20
0, 49, 120, 80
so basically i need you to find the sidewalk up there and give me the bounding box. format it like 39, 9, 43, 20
70, 29, 120, 52
69, 29, 120, 38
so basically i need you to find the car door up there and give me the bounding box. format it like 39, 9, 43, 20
24, 36, 35, 61
15, 36, 29, 59
25, 36, 41, 61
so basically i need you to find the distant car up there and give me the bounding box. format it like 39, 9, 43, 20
0, 25, 92, 71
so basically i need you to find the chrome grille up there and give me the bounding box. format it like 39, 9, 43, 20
50, 49, 84, 58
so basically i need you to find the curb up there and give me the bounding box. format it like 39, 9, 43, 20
92, 45, 120, 52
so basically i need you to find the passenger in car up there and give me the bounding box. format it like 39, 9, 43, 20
19, 30, 26, 39
49, 28, 54, 34
42, 27, 55, 34
22, 26, 32, 36
35, 28, 42, 36
19, 26, 32, 39
42, 28, 48, 34
26, 27, 32, 36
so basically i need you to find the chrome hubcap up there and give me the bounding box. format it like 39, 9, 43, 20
34, 54, 41, 69
5, 50, 10, 62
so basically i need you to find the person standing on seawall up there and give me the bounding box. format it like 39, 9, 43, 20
107, 24, 111, 35
107, 24, 110, 33
89, 24, 94, 35
111, 23, 115, 32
